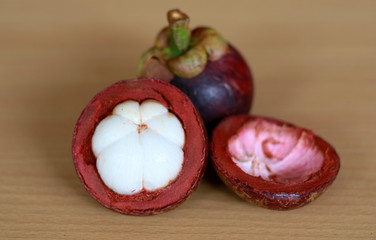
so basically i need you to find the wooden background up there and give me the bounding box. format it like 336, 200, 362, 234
1, 1, 375, 239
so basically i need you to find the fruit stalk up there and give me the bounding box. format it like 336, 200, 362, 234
167, 9, 191, 58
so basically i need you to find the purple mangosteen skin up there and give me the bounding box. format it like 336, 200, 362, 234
171, 45, 253, 128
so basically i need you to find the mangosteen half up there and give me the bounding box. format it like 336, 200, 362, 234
72, 79, 208, 215
211, 115, 340, 210
138, 9, 253, 129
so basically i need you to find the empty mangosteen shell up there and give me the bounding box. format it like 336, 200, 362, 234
72, 79, 208, 215
210, 115, 340, 210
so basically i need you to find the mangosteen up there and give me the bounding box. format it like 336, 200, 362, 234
210, 115, 340, 210
138, 9, 253, 129
72, 79, 208, 215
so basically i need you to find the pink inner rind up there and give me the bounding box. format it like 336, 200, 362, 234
228, 119, 324, 184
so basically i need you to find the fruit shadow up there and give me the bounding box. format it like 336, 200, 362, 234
201, 158, 253, 207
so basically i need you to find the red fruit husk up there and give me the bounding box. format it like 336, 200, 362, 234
211, 115, 340, 210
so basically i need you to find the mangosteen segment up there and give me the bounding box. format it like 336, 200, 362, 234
228, 118, 324, 185
92, 100, 185, 195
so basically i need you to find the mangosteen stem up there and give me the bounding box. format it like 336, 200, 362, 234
167, 9, 191, 58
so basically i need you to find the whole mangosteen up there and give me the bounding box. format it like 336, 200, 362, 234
138, 9, 253, 129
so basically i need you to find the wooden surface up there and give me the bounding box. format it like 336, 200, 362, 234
1, 1, 375, 239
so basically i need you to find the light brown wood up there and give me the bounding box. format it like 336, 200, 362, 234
1, 1, 375, 239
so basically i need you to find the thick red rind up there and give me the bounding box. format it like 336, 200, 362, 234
211, 115, 340, 210
72, 79, 208, 215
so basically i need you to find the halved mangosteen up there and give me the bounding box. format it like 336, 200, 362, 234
211, 115, 340, 210
72, 79, 208, 215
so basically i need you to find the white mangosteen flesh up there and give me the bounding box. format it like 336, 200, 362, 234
228, 119, 324, 184
92, 100, 185, 195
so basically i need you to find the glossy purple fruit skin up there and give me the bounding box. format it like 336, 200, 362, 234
170, 45, 253, 129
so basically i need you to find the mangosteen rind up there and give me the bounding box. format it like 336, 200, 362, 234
210, 115, 340, 210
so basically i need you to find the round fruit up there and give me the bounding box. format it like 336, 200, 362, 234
72, 79, 208, 215
138, 9, 253, 128
211, 115, 340, 210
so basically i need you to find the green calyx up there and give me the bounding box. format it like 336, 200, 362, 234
167, 9, 190, 58
138, 9, 229, 80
